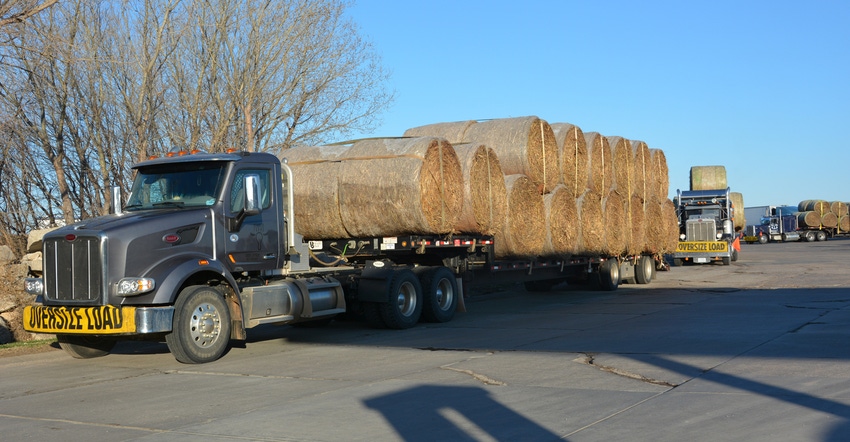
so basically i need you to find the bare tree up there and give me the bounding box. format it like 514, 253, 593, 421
0, 0, 392, 237
0, 0, 57, 27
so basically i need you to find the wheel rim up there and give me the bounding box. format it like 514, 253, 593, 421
396, 281, 418, 317
189, 303, 222, 348
435, 278, 454, 311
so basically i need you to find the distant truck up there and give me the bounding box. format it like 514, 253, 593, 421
744, 205, 832, 243
673, 187, 738, 265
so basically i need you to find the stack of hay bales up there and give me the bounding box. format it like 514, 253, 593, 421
280, 116, 677, 260
796, 199, 849, 231
688, 165, 746, 231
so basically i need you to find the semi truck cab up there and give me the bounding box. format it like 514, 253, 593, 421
673, 188, 737, 265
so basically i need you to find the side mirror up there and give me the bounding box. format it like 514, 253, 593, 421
227, 174, 262, 231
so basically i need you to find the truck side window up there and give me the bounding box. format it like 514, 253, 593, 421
231, 169, 271, 213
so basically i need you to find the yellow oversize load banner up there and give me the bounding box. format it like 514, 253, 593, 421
24, 305, 136, 334
675, 241, 729, 253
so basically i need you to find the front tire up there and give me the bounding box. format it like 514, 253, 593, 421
166, 285, 231, 364
758, 235, 769, 244
57, 335, 116, 359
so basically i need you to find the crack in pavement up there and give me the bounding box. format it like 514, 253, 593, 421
575, 353, 678, 388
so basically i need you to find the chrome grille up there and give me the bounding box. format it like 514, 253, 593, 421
686, 219, 716, 242
43, 236, 105, 303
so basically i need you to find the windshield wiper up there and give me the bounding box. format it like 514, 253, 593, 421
152, 201, 185, 208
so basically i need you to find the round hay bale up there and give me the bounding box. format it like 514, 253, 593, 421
830, 201, 848, 216
495, 174, 546, 258
551, 123, 588, 198
797, 211, 822, 228
403, 120, 477, 144
643, 197, 668, 254
630, 140, 649, 200
839, 215, 850, 233
605, 136, 632, 194
603, 190, 628, 256
648, 149, 669, 200
628, 194, 646, 256
452, 143, 508, 235
464, 116, 559, 194
576, 189, 605, 255
730, 192, 745, 232
280, 145, 353, 238
337, 137, 463, 237
542, 184, 579, 257
690, 165, 727, 191
585, 132, 612, 194
820, 211, 838, 228
798, 199, 829, 213
662, 199, 680, 253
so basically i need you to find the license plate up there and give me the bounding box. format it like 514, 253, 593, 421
23, 305, 136, 334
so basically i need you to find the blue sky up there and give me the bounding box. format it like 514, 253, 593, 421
345, 0, 849, 209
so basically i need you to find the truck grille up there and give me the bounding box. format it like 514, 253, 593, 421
43, 236, 106, 303
686, 219, 717, 242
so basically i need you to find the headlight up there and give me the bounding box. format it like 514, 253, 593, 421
24, 278, 44, 295
716, 232, 723, 240
679, 234, 686, 241
117, 278, 155, 296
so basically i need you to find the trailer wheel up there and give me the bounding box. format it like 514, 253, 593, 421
816, 230, 827, 241
597, 259, 620, 291
758, 235, 769, 244
378, 269, 422, 329
635, 256, 653, 284
57, 335, 116, 359
166, 285, 231, 364
803, 231, 815, 242
416, 267, 458, 323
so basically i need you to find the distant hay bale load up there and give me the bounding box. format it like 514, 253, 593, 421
689, 165, 727, 191
551, 122, 588, 198
643, 197, 667, 254
542, 184, 579, 256
628, 194, 647, 256
730, 192, 745, 231
452, 143, 508, 235
465, 116, 560, 194
830, 201, 848, 216
603, 189, 628, 256
585, 132, 612, 194
280, 145, 353, 238
337, 137, 463, 237
605, 136, 632, 194
630, 140, 650, 200
576, 189, 605, 255
796, 211, 822, 228
662, 199, 680, 253
648, 148, 669, 200
495, 174, 546, 258
798, 199, 829, 214
403, 120, 477, 144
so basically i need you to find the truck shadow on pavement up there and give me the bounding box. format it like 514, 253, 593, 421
363, 385, 562, 441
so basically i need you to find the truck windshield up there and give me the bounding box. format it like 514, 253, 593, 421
685, 207, 721, 221
125, 163, 228, 210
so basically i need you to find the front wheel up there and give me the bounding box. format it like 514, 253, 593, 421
758, 235, 769, 244
57, 335, 116, 359
731, 248, 739, 262
166, 285, 231, 364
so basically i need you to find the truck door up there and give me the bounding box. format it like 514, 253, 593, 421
224, 167, 281, 272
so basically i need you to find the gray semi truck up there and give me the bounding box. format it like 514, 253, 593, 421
24, 150, 655, 363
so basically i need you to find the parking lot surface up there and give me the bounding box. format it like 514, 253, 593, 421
2, 239, 850, 441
